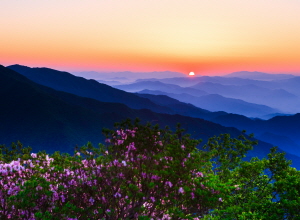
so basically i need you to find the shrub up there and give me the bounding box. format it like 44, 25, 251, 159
0, 119, 299, 219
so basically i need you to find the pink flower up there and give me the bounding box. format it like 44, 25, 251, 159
191, 192, 195, 199
234, 184, 241, 190
89, 197, 95, 205
151, 175, 160, 180
219, 197, 223, 202
61, 195, 65, 203
181, 145, 185, 149
127, 142, 136, 151
105, 138, 111, 143
114, 192, 121, 198
117, 140, 124, 145
118, 172, 125, 178
165, 181, 173, 188
178, 187, 184, 194
30, 153, 37, 158
196, 172, 203, 177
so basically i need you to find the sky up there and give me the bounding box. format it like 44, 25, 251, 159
1, 0, 300, 76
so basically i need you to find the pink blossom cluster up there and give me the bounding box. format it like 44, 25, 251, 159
0, 128, 223, 219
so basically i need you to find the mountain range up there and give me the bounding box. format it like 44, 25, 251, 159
0, 65, 244, 154
224, 71, 296, 81
138, 89, 280, 118
72, 70, 185, 82
3, 64, 300, 169
125, 76, 300, 114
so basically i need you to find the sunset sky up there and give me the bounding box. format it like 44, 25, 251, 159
1, 0, 300, 75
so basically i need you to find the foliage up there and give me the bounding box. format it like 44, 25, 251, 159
0, 119, 299, 219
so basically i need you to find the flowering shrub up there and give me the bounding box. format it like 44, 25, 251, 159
0, 119, 299, 219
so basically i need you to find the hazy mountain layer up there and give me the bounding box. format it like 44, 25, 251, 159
138, 90, 280, 118
190, 82, 299, 113
134, 76, 300, 114
224, 71, 295, 81
114, 81, 207, 96
72, 70, 185, 81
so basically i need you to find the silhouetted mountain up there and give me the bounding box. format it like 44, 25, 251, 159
257, 132, 300, 156
224, 71, 295, 81
0, 65, 250, 155
114, 81, 207, 96
7, 65, 171, 114
138, 90, 280, 118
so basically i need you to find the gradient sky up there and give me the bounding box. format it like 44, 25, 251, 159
1, 0, 300, 75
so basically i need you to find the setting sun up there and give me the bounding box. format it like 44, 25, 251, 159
189, 72, 195, 76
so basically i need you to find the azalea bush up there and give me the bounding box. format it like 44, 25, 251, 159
0, 119, 299, 219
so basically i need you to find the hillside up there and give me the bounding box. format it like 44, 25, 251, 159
0, 65, 243, 154
7, 65, 171, 114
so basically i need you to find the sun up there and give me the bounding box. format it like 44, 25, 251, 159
189, 72, 195, 76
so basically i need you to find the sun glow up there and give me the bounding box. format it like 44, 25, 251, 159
189, 72, 195, 76
1, 1, 300, 74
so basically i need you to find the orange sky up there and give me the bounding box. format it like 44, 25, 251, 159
1, 0, 300, 75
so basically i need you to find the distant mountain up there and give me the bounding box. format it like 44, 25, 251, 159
135, 77, 204, 87
191, 82, 297, 99
224, 71, 295, 81
136, 75, 300, 101
114, 81, 207, 96
135, 76, 262, 87
72, 70, 185, 81
96, 79, 122, 86
265, 77, 300, 97
138, 90, 280, 118
7, 65, 172, 114
190, 82, 299, 113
